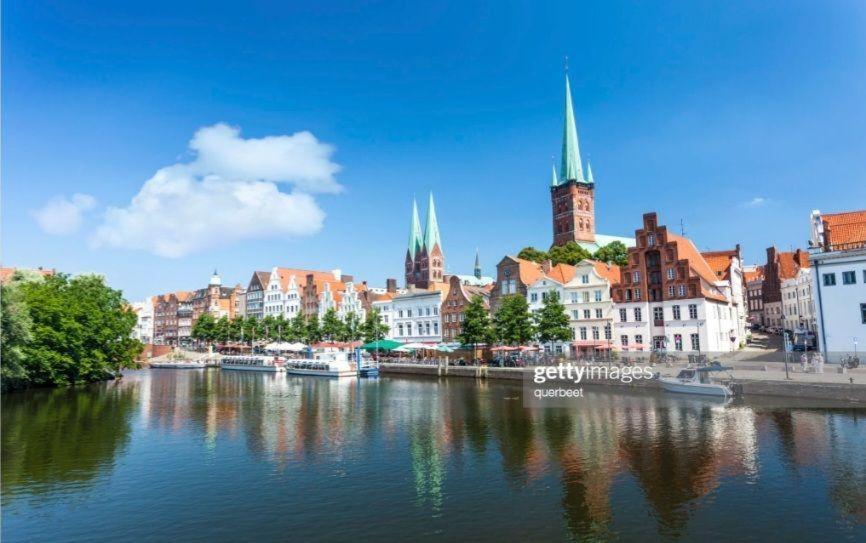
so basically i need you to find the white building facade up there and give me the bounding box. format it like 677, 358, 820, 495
809, 210, 866, 360
131, 297, 154, 344
781, 268, 816, 334
390, 288, 443, 343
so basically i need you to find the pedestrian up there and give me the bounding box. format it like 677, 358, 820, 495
800, 352, 808, 372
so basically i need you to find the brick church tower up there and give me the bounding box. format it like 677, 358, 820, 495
551, 75, 596, 247
404, 193, 445, 288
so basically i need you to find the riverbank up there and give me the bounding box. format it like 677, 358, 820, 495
379, 363, 866, 403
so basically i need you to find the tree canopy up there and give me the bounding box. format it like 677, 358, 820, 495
361, 308, 389, 344
533, 291, 572, 344
516, 241, 627, 267
492, 294, 535, 346
1, 273, 142, 391
457, 295, 493, 352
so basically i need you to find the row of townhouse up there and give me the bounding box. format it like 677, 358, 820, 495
486, 213, 747, 356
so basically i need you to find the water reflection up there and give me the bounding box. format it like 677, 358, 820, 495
2, 380, 138, 502
2, 370, 865, 541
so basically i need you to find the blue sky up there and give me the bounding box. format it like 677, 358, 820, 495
3, 1, 866, 301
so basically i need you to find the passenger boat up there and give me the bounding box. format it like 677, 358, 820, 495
220, 355, 286, 372
150, 360, 207, 369
285, 352, 356, 378
659, 366, 734, 397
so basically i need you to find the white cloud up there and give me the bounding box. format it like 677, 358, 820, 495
33, 193, 96, 235
742, 196, 770, 208
90, 123, 341, 258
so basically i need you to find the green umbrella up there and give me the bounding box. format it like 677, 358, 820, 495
361, 339, 403, 351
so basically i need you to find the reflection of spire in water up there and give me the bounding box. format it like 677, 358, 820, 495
410, 425, 444, 511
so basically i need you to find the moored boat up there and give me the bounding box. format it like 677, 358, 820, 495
659, 366, 733, 397
220, 355, 286, 372
286, 352, 356, 378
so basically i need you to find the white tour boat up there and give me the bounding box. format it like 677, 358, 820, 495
285, 351, 356, 378
220, 355, 286, 372
659, 366, 734, 397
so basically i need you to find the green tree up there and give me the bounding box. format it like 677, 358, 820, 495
0, 279, 34, 389
593, 241, 629, 266
242, 316, 260, 344
547, 241, 592, 266
274, 315, 289, 341
214, 316, 230, 343
288, 311, 307, 343
457, 295, 493, 355
3, 273, 142, 390
228, 315, 245, 342
533, 291, 572, 344
306, 313, 323, 344
191, 313, 217, 344
517, 246, 548, 263
492, 294, 535, 346
361, 308, 389, 344
321, 308, 344, 341
261, 314, 278, 340
341, 312, 362, 342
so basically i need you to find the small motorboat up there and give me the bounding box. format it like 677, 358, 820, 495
150, 360, 207, 369
659, 366, 733, 397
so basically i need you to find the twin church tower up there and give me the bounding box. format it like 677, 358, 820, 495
404, 74, 600, 288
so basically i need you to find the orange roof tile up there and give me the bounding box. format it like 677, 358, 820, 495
588, 259, 621, 284
545, 263, 577, 284
744, 266, 764, 283
515, 258, 544, 285
777, 250, 809, 280
701, 249, 738, 281
823, 210, 866, 247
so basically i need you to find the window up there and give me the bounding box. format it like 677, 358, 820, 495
571, 292, 578, 303
433, 307, 438, 316
531, 293, 538, 302
674, 334, 683, 351
580, 327, 587, 340
541, 292, 549, 302
667, 268, 675, 280
862, 303, 866, 324
690, 333, 700, 351
633, 271, 641, 283
648, 234, 655, 246
688, 304, 698, 319
653, 307, 664, 322
398, 310, 404, 318
582, 292, 590, 303
581, 274, 589, 284
604, 324, 612, 339
572, 309, 579, 319
425, 322, 431, 335
619, 308, 627, 322
594, 290, 602, 302
433, 322, 439, 334
634, 308, 642, 322
625, 290, 632, 302
634, 288, 641, 301
842, 271, 856, 285
635, 334, 643, 345
823, 273, 836, 286
595, 308, 603, 318
678, 285, 686, 296
672, 305, 681, 320
583, 309, 591, 319
592, 326, 600, 340
668, 286, 675, 296
407, 309, 412, 318
620, 335, 628, 346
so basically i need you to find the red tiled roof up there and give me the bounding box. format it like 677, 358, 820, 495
744, 266, 764, 283
588, 259, 621, 284
546, 263, 577, 284
777, 250, 809, 280
515, 258, 544, 285
822, 210, 866, 247
667, 233, 728, 302
701, 249, 738, 281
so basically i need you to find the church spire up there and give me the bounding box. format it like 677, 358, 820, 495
423, 192, 442, 252
474, 248, 481, 279
407, 198, 423, 259
551, 164, 558, 187
586, 161, 594, 184
560, 75, 584, 183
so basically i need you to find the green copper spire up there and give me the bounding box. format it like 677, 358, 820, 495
560, 75, 584, 183
474, 248, 481, 279
551, 164, 558, 187
586, 161, 594, 184
423, 192, 442, 253
407, 198, 423, 259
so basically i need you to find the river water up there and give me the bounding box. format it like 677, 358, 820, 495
2, 369, 865, 542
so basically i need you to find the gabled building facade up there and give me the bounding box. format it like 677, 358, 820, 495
761, 247, 809, 329
245, 271, 271, 320
441, 274, 492, 343
611, 213, 740, 353
405, 193, 445, 289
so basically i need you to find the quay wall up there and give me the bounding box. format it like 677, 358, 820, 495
379, 364, 866, 403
